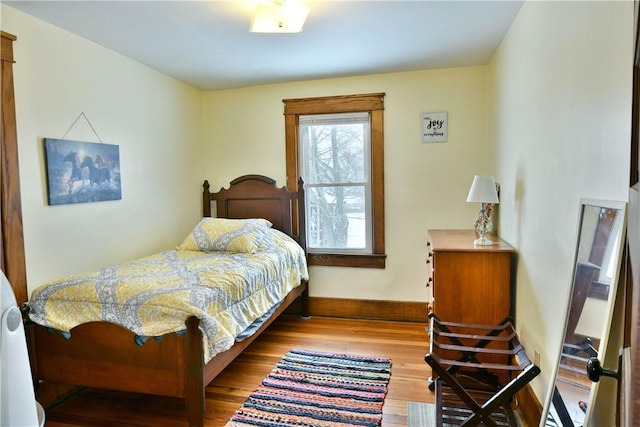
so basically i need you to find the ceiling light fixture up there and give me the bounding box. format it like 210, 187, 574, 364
250, 0, 309, 33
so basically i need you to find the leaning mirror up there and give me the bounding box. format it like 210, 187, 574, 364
541, 198, 626, 426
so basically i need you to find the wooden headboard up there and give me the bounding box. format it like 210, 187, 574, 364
203, 174, 306, 251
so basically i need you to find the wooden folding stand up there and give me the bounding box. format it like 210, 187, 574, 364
425, 313, 540, 426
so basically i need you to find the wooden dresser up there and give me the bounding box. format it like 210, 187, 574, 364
427, 229, 516, 325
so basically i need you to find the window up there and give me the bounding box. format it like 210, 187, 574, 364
283, 93, 386, 268
300, 112, 371, 253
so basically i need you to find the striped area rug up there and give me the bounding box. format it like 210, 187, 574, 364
225, 348, 392, 427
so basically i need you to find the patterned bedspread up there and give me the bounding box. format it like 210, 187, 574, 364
28, 229, 308, 362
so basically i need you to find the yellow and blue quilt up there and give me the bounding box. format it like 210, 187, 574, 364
28, 229, 308, 362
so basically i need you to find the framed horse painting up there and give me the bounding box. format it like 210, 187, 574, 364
43, 138, 122, 206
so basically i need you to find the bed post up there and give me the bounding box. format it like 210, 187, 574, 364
297, 177, 306, 253
296, 177, 310, 319
184, 316, 205, 427
202, 180, 211, 217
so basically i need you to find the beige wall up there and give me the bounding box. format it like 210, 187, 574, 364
1, 5, 205, 290
203, 66, 491, 301
488, 0, 633, 422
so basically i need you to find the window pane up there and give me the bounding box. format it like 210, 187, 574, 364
307, 185, 366, 250
300, 116, 368, 185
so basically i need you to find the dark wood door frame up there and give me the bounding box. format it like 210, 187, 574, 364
0, 30, 28, 304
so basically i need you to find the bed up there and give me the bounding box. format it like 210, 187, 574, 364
25, 174, 309, 427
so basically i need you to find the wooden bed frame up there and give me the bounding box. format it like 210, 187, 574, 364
26, 175, 309, 427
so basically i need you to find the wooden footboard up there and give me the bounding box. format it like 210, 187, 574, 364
30, 319, 192, 399
27, 281, 308, 427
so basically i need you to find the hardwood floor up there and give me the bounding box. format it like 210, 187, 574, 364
41, 315, 433, 426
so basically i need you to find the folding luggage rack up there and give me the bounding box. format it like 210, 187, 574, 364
425, 313, 540, 426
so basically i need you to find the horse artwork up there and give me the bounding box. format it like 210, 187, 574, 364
44, 138, 122, 205
62, 151, 86, 193
80, 155, 111, 186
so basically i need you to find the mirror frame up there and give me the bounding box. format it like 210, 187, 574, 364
540, 198, 627, 426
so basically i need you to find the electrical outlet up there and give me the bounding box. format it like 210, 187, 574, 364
534, 350, 541, 367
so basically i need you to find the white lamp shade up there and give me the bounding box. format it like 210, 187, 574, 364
466, 175, 499, 204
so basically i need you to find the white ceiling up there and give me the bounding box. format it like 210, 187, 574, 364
3, 1, 524, 90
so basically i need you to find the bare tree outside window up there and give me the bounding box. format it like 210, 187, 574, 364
300, 113, 370, 252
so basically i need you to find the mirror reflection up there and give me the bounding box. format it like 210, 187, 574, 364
543, 199, 626, 427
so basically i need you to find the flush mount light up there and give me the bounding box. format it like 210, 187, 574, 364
250, 0, 310, 33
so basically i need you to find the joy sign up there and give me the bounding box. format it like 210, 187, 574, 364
421, 111, 448, 143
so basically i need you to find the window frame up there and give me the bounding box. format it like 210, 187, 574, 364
283, 93, 386, 268
299, 111, 372, 254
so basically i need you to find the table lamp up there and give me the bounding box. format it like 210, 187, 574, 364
466, 175, 499, 246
